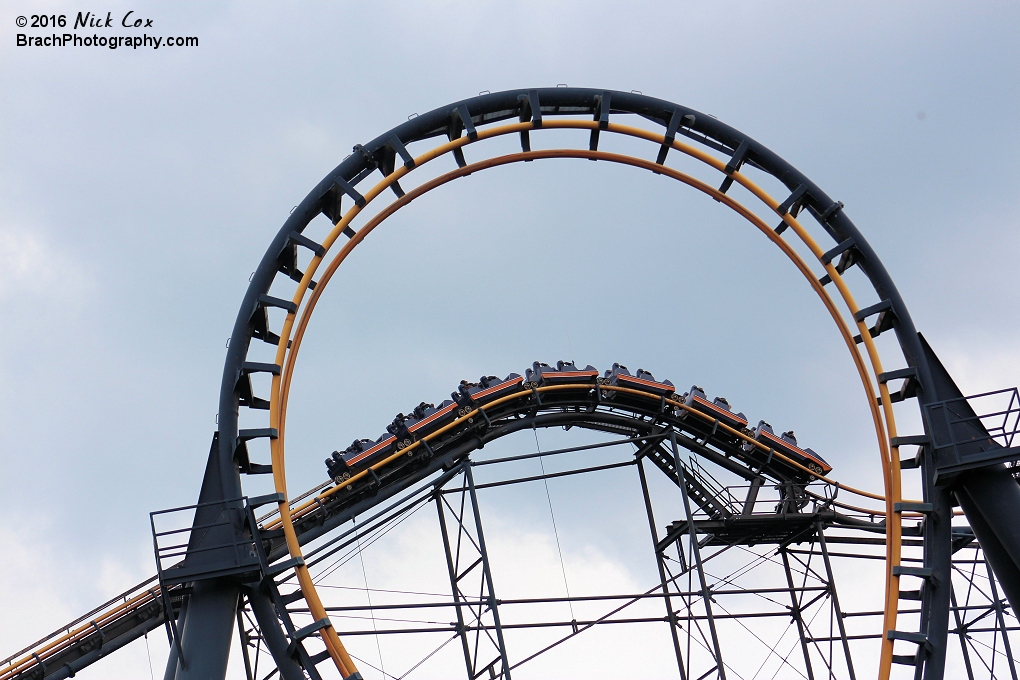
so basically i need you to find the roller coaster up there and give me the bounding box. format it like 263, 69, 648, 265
3, 88, 1019, 680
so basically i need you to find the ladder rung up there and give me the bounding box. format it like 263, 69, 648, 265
887, 629, 928, 644
247, 492, 285, 509
238, 428, 279, 441
258, 294, 297, 314
854, 299, 893, 322
889, 389, 919, 404
332, 176, 365, 208
655, 109, 684, 164
287, 618, 332, 657
723, 139, 750, 175
892, 435, 929, 447
895, 502, 933, 513
308, 650, 331, 665
280, 589, 305, 605
293, 617, 331, 641
777, 184, 808, 216
892, 654, 918, 666
879, 367, 918, 384
265, 556, 304, 578
242, 361, 282, 376
899, 454, 922, 470
899, 589, 922, 601
288, 231, 326, 257
456, 103, 478, 141
893, 565, 933, 579
388, 134, 416, 168
821, 238, 856, 266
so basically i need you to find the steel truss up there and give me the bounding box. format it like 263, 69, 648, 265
233, 426, 1016, 680
5, 415, 1017, 679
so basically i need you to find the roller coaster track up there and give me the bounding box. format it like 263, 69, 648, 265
6, 87, 1020, 680
3, 376, 858, 680
6, 376, 1018, 679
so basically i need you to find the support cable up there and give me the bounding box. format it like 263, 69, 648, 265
310, 501, 427, 584
144, 633, 155, 680
355, 517, 389, 679
532, 427, 577, 628
394, 634, 459, 679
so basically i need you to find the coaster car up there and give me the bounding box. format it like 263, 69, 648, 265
525, 360, 599, 387
325, 433, 397, 482
391, 400, 459, 443
602, 363, 676, 397
453, 373, 524, 413
325, 363, 836, 485
681, 385, 749, 430
743, 420, 832, 475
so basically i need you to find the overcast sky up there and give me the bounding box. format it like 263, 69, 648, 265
1, 2, 1018, 678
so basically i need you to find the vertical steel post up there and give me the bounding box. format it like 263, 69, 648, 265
948, 585, 977, 680
246, 587, 307, 680
984, 559, 1018, 680
464, 461, 512, 679
637, 456, 689, 680
235, 605, 255, 680
816, 521, 856, 680
780, 548, 816, 680
671, 431, 726, 679
436, 483, 476, 678
170, 579, 239, 680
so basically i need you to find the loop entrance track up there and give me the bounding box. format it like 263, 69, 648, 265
271, 377, 872, 545
0, 377, 890, 680
5, 373, 1014, 679
0, 579, 166, 680
4, 373, 1016, 679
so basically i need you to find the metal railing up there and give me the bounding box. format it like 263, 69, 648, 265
925, 387, 1020, 477
150, 498, 259, 583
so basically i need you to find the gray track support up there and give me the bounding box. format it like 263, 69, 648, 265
164, 579, 238, 680
637, 457, 689, 680
435, 462, 511, 679
780, 548, 816, 680
672, 431, 726, 679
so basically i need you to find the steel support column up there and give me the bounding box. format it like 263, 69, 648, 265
984, 559, 1018, 679
164, 579, 238, 680
671, 432, 726, 680
637, 456, 689, 680
780, 548, 816, 680
246, 587, 307, 680
955, 469, 1020, 612
436, 485, 478, 679
949, 585, 977, 680
235, 605, 254, 680
435, 462, 511, 679
816, 521, 857, 680
464, 462, 511, 678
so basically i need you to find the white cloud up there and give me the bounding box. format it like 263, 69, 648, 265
937, 342, 1020, 398
0, 223, 93, 308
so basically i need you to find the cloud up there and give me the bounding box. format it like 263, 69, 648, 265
936, 342, 1020, 397
0, 223, 93, 309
